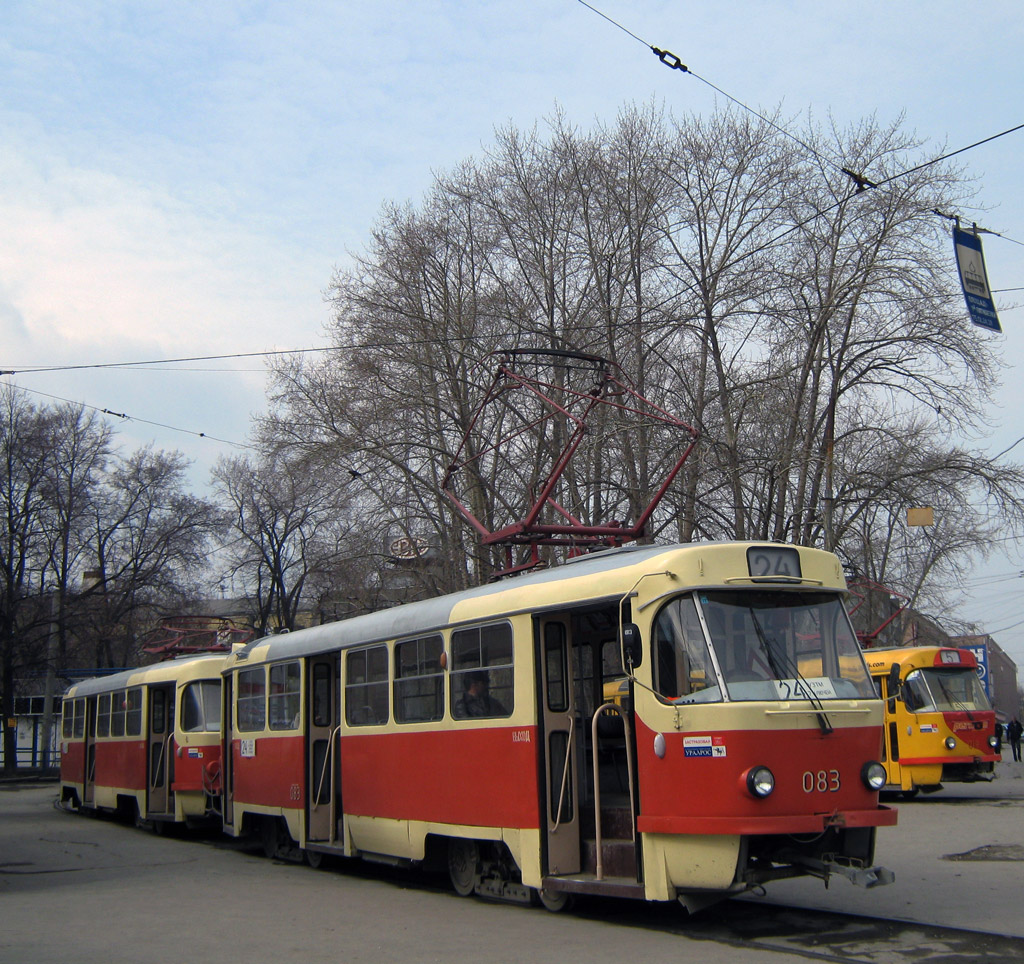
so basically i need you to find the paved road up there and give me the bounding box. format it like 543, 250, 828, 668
3, 765, 1023, 963
0, 784, 813, 964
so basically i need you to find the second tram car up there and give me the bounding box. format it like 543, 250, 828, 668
864, 645, 1000, 795
59, 652, 228, 827
218, 541, 895, 909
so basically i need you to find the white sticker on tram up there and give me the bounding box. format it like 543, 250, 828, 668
773, 677, 837, 700
240, 739, 256, 758
683, 736, 727, 758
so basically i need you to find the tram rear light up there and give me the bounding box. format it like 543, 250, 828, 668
861, 761, 886, 791
944, 737, 957, 750
745, 766, 775, 798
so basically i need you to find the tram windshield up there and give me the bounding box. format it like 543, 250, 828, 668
653, 590, 875, 703
902, 667, 991, 713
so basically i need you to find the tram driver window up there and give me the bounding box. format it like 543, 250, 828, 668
181, 681, 222, 733
653, 595, 721, 703
902, 671, 934, 713
450, 623, 513, 719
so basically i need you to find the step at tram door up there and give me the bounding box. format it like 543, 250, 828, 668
538, 616, 581, 876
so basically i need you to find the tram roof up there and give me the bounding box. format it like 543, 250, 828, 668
65, 652, 229, 698
228, 540, 846, 666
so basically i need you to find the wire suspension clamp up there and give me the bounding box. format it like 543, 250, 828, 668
841, 168, 878, 193
651, 47, 688, 72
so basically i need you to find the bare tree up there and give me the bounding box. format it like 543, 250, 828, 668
262, 105, 1024, 601
0, 387, 53, 769
213, 451, 356, 635
84, 447, 222, 667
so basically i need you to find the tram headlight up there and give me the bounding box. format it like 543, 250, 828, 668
745, 765, 775, 798
944, 737, 957, 750
861, 761, 887, 791
988, 736, 999, 748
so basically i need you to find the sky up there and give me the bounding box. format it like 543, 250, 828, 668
2, 1, 1023, 661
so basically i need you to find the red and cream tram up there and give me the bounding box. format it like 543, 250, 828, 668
219, 540, 895, 909
59, 652, 228, 827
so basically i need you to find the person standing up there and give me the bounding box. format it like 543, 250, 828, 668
1008, 718, 1023, 763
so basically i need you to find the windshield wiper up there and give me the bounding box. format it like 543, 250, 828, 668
934, 674, 975, 722
748, 607, 833, 735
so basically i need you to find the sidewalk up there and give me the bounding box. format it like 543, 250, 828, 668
0, 766, 59, 784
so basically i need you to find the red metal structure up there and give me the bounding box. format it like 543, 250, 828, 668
141, 616, 253, 659
442, 349, 699, 574
846, 579, 909, 648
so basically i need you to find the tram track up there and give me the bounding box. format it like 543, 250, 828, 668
573, 896, 1023, 963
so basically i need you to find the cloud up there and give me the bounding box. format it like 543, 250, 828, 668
0, 144, 329, 361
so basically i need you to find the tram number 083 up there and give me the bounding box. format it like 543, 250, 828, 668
802, 769, 840, 792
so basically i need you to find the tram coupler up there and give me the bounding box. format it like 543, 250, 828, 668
795, 854, 895, 889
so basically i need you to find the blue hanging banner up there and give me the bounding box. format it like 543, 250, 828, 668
953, 226, 1001, 332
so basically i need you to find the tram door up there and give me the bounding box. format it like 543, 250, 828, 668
147, 684, 173, 815
538, 616, 581, 875
83, 696, 97, 806
879, 675, 904, 787
306, 656, 340, 843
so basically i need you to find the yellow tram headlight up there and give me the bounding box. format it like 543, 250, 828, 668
861, 761, 886, 791
745, 765, 775, 798
944, 737, 957, 750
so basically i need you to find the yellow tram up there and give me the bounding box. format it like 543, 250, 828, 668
863, 646, 999, 795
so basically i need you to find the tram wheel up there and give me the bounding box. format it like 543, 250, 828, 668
305, 849, 324, 869
537, 887, 575, 913
447, 838, 479, 897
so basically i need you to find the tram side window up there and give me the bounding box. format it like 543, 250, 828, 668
653, 595, 721, 703
62, 698, 85, 739
450, 623, 513, 719
125, 688, 143, 736
110, 690, 127, 737
97, 693, 111, 737
181, 681, 221, 732
346, 646, 389, 725
395, 635, 443, 723
237, 668, 267, 731
269, 661, 301, 730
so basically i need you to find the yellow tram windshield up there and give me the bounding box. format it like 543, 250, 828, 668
653, 589, 875, 703
903, 667, 992, 714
